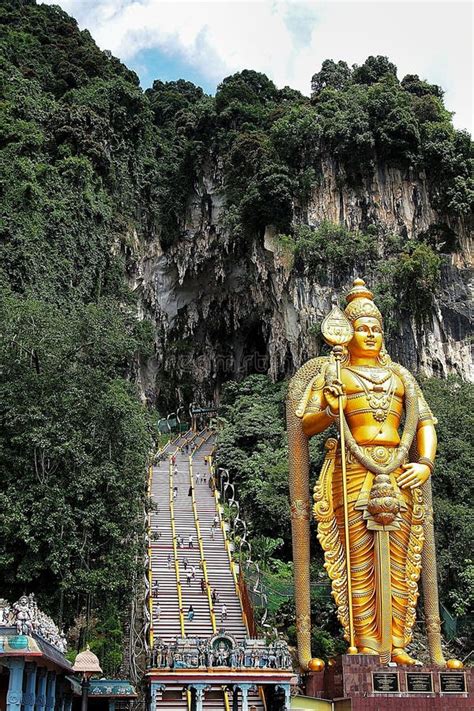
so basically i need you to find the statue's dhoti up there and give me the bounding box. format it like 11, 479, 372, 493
314, 442, 425, 655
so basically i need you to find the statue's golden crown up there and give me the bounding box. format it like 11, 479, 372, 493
344, 278, 383, 324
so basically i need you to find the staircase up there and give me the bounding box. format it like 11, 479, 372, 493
149, 430, 265, 710
192, 440, 245, 641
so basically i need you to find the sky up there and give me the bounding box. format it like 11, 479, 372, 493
40, 1, 473, 132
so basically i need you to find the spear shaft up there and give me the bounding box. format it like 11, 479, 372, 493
333, 345, 357, 654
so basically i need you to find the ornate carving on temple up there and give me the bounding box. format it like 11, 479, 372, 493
149, 632, 292, 670
0, 593, 67, 653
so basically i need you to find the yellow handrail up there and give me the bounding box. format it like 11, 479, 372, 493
189, 441, 230, 711
188, 455, 217, 633
190, 428, 213, 456
147, 463, 154, 649
169, 459, 186, 637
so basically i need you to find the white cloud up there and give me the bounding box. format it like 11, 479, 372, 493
40, 0, 472, 131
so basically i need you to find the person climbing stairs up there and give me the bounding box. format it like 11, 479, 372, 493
148, 430, 268, 710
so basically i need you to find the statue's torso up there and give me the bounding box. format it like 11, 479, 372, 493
341, 365, 404, 446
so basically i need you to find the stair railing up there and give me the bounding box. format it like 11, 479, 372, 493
188, 453, 217, 633
213, 462, 270, 628
169, 459, 186, 638
189, 441, 230, 711
182, 429, 201, 451
190, 427, 213, 454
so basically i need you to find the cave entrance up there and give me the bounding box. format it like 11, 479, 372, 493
234, 320, 269, 380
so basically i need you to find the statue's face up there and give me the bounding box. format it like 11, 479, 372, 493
349, 317, 383, 358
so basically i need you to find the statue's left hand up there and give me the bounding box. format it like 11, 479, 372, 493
398, 462, 431, 489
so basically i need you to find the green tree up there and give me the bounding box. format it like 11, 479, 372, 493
311, 59, 351, 98
0, 292, 153, 622
353, 55, 398, 85
420, 377, 474, 613
367, 75, 420, 162
291, 222, 378, 283
377, 242, 442, 324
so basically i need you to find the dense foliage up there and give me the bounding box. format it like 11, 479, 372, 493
0, 0, 154, 655
0, 0, 471, 661
277, 223, 443, 329
0, 291, 153, 651
216, 374, 473, 657
1, 1, 471, 298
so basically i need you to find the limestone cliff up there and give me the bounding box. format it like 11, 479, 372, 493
133, 159, 473, 406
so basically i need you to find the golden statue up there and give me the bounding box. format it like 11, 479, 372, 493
287, 279, 452, 669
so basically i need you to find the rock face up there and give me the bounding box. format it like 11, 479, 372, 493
134, 159, 473, 406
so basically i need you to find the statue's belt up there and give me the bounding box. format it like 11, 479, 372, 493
331, 443, 421, 531
345, 444, 406, 467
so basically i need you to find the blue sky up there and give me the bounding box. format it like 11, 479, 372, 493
41, 1, 472, 132
127, 46, 216, 93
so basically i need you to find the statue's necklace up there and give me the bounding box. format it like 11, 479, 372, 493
341, 364, 419, 477
348, 368, 395, 422
345, 366, 392, 385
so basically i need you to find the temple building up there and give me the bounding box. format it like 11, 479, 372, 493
0, 597, 136, 711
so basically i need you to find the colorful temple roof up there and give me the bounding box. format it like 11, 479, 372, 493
0, 626, 72, 671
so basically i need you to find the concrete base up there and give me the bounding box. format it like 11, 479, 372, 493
304, 655, 473, 710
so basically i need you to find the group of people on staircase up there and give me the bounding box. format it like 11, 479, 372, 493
181, 590, 226, 624
151, 431, 247, 673
175, 533, 194, 548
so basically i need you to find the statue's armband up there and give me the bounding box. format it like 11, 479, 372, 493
411, 375, 438, 427
295, 370, 326, 419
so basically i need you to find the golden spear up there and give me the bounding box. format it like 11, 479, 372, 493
321, 306, 358, 655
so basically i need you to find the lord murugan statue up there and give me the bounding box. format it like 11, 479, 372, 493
288, 279, 454, 669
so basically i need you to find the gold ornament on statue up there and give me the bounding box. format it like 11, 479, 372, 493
320, 305, 354, 347
367, 473, 400, 526
287, 278, 449, 670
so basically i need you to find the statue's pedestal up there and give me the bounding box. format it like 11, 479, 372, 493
305, 655, 472, 709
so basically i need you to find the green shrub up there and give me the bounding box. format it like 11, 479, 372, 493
291, 222, 378, 281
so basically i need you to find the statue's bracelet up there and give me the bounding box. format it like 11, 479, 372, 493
325, 405, 338, 419
418, 456, 434, 472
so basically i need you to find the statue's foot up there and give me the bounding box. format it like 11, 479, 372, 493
359, 647, 379, 655
391, 648, 421, 665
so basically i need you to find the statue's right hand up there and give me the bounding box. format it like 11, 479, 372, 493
323, 379, 347, 414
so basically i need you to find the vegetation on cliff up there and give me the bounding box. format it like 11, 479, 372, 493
0, 0, 471, 662
0, 0, 154, 667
